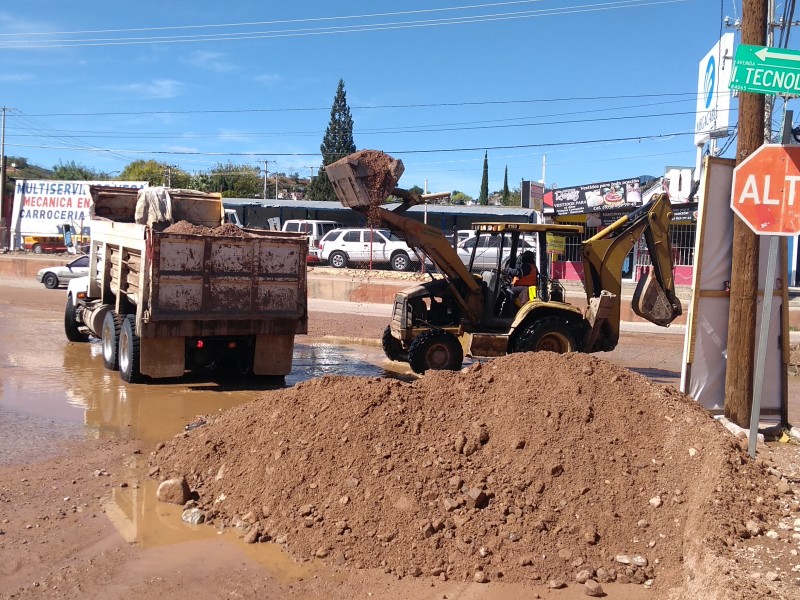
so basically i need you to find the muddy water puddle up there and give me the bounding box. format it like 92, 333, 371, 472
0, 301, 415, 578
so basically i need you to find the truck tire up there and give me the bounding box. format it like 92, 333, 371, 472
382, 325, 408, 362
390, 252, 410, 272
33, 244, 43, 254
329, 251, 348, 269
515, 316, 578, 354
43, 273, 59, 289
102, 310, 123, 371
119, 315, 143, 383
408, 329, 463, 374
64, 296, 89, 342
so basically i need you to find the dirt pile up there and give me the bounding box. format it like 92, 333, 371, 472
163, 221, 252, 236
149, 352, 784, 596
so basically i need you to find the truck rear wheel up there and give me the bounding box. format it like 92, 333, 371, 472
515, 316, 578, 354
119, 316, 143, 383
102, 310, 123, 370
64, 296, 89, 342
382, 325, 408, 362
408, 329, 463, 374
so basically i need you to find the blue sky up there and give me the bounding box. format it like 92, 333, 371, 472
0, 1, 753, 197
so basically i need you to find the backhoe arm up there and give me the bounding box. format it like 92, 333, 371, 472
325, 151, 485, 324
581, 193, 682, 350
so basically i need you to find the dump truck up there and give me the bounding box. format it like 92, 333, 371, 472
64, 186, 308, 383
326, 150, 682, 374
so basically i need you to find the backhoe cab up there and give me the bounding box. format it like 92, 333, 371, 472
326, 150, 682, 374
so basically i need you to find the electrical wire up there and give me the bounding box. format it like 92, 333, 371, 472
0, 0, 691, 49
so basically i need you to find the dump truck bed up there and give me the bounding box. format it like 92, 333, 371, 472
89, 205, 307, 338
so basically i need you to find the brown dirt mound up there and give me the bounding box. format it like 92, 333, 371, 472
163, 221, 252, 236
149, 352, 781, 596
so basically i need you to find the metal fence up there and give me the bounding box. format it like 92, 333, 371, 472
554, 220, 697, 271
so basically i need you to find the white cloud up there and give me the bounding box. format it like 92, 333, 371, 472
166, 145, 198, 154
182, 51, 237, 73
0, 73, 34, 83
254, 73, 283, 86
217, 129, 251, 142
111, 79, 184, 99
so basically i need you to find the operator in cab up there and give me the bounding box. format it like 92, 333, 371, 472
502, 250, 539, 312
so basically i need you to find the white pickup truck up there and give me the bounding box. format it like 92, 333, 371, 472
66, 186, 308, 383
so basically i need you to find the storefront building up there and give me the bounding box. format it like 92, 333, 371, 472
545, 171, 698, 287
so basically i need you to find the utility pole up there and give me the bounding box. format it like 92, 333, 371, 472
262, 159, 268, 199
724, 0, 767, 427
0, 107, 7, 250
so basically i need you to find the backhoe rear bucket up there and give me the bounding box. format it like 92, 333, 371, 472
632, 268, 682, 326
326, 150, 405, 209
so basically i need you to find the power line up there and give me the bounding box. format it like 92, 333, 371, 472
7, 130, 697, 157
23, 91, 703, 117
0, 0, 690, 49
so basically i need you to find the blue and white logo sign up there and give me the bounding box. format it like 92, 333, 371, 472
695, 33, 734, 145
704, 55, 716, 109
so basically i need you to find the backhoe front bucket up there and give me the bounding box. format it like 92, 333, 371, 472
326, 150, 405, 209
632, 268, 682, 326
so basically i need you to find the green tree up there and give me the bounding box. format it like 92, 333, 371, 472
52, 160, 102, 180
504, 186, 521, 207
501, 166, 510, 205
451, 190, 473, 204
478, 151, 489, 205
120, 160, 191, 187
307, 79, 356, 201
195, 162, 262, 198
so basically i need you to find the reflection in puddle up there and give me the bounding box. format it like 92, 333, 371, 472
104, 478, 317, 583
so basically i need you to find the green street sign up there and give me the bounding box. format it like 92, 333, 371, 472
731, 44, 800, 96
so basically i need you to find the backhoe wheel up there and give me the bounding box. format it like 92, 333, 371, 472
408, 329, 463, 374
381, 325, 408, 362
390, 252, 410, 272
119, 315, 143, 383
329, 251, 348, 268
64, 295, 89, 343
102, 310, 123, 371
515, 316, 579, 354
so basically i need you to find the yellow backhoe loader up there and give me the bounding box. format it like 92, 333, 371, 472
326, 150, 682, 374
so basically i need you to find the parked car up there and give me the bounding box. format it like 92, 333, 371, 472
36, 255, 90, 289
281, 219, 342, 260
457, 234, 538, 271
319, 228, 422, 271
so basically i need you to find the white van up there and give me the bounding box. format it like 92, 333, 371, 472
281, 219, 342, 261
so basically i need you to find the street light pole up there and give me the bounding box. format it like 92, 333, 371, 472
0, 107, 7, 250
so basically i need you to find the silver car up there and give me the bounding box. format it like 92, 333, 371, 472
457, 234, 538, 271
36, 255, 90, 289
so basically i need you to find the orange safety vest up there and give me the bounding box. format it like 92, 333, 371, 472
512, 268, 538, 287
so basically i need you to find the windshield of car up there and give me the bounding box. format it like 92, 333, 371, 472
377, 230, 403, 242
320, 223, 340, 235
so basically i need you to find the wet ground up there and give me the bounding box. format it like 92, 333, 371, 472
2, 273, 799, 600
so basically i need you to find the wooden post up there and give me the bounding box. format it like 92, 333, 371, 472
724, 0, 768, 427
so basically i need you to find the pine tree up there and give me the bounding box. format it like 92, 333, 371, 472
502, 166, 510, 205
478, 151, 489, 205
307, 79, 356, 201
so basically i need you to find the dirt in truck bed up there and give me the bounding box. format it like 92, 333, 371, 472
162, 221, 252, 236
149, 351, 796, 599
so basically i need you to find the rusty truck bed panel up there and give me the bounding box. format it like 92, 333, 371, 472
149, 232, 306, 321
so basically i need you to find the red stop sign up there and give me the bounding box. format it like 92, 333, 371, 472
731, 144, 800, 236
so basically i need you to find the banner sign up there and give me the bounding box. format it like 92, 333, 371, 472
11, 180, 148, 249
552, 177, 642, 216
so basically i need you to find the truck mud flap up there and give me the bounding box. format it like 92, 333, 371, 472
141, 337, 185, 378
253, 334, 295, 376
